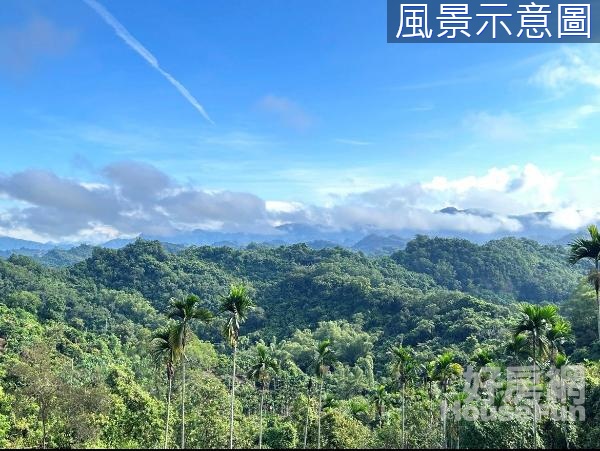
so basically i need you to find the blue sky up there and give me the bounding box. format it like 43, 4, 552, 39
1, 0, 600, 242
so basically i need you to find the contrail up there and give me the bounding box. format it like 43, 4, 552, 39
83, 0, 214, 124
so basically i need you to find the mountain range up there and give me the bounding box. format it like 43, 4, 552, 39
0, 210, 588, 263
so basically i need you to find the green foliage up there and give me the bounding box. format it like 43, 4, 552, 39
0, 236, 599, 449
185, 370, 231, 448
394, 235, 584, 302
262, 418, 298, 449
320, 408, 371, 449
220, 284, 255, 347
102, 366, 163, 448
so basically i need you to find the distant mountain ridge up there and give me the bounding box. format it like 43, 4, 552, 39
0, 237, 56, 252
0, 217, 589, 263
352, 234, 408, 255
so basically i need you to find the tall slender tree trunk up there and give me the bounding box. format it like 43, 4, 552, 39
229, 344, 237, 449
181, 360, 186, 449
594, 258, 600, 340
427, 382, 433, 429
165, 376, 173, 449
259, 384, 266, 449
533, 330, 537, 448
560, 372, 569, 450
442, 393, 447, 449
303, 390, 310, 449
401, 383, 405, 448
596, 288, 600, 341
317, 379, 323, 450
41, 411, 47, 450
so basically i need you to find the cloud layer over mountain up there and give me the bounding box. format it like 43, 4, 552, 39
0, 160, 597, 243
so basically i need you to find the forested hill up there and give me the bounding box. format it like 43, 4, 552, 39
1, 236, 586, 355
1, 236, 598, 448
64, 236, 583, 346
72, 235, 584, 306
392, 235, 584, 303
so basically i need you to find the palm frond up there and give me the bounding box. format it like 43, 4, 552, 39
150, 325, 182, 366
554, 353, 569, 368
169, 294, 213, 324
311, 339, 335, 378
568, 225, 600, 264
219, 284, 255, 348
248, 343, 279, 384
191, 307, 214, 322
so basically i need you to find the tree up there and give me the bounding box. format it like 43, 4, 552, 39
312, 339, 334, 450
370, 384, 390, 428
184, 370, 231, 449
563, 282, 599, 350
248, 343, 279, 449
472, 348, 493, 369
11, 343, 68, 449
513, 303, 560, 448
389, 344, 414, 447
103, 365, 163, 448
507, 333, 529, 365
432, 352, 463, 449
320, 408, 371, 449
220, 284, 255, 449
151, 325, 181, 449
263, 418, 298, 449
303, 378, 314, 449
547, 317, 572, 359
568, 224, 600, 340
169, 295, 213, 449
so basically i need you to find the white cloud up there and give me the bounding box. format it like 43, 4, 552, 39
464, 112, 527, 141
84, 0, 213, 124
258, 95, 313, 131
201, 131, 275, 148
0, 161, 597, 241
265, 200, 304, 214
334, 139, 372, 146
0, 16, 77, 73
464, 47, 600, 142
546, 208, 600, 231
548, 102, 600, 130
420, 164, 561, 215
531, 46, 600, 91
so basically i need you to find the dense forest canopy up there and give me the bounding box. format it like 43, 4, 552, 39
0, 235, 599, 448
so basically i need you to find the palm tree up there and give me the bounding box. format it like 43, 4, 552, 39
451, 391, 468, 450
420, 360, 437, 429
248, 343, 279, 449
432, 352, 463, 449
303, 378, 314, 449
568, 224, 600, 339
513, 303, 560, 448
507, 333, 529, 365
553, 352, 571, 449
312, 339, 334, 450
348, 397, 370, 423
220, 284, 255, 449
547, 317, 572, 359
169, 295, 213, 449
389, 345, 414, 447
472, 348, 493, 369
151, 325, 182, 449
370, 384, 391, 428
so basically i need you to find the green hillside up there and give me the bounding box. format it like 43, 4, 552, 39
0, 236, 598, 448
